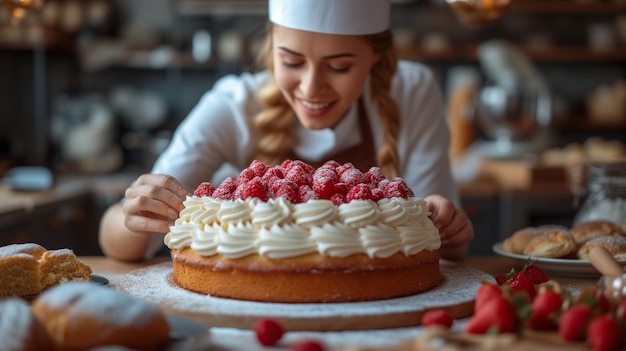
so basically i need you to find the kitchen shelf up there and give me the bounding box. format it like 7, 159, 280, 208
397, 45, 626, 63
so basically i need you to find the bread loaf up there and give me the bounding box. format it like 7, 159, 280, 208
31, 282, 171, 351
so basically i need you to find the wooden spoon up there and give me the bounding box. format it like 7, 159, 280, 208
589, 246, 624, 277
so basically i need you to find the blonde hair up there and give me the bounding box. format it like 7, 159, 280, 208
253, 25, 400, 178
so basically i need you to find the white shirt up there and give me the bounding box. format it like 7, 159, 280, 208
152, 60, 459, 205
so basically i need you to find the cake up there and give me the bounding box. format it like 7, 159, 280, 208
0, 243, 92, 297
165, 160, 442, 303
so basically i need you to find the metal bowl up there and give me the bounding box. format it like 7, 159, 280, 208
474, 86, 549, 142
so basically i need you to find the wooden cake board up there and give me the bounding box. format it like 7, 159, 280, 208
117, 260, 492, 331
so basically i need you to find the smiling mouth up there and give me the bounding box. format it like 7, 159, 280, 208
300, 100, 332, 111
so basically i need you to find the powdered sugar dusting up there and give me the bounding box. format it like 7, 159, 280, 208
117, 261, 492, 331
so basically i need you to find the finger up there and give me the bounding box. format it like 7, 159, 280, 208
124, 213, 174, 234
134, 174, 191, 199
441, 218, 474, 248
123, 194, 181, 221
126, 183, 186, 214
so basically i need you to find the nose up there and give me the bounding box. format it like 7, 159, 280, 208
300, 66, 326, 98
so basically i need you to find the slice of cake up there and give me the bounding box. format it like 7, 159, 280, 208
39, 249, 92, 290
165, 160, 442, 303
0, 244, 46, 297
0, 243, 92, 297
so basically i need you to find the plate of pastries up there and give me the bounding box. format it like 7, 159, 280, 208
493, 220, 626, 277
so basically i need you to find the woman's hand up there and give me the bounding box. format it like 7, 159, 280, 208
425, 194, 474, 249
122, 174, 190, 235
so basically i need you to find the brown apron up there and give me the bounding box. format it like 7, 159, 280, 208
289, 100, 377, 172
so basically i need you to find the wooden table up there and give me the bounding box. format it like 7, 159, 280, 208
79, 255, 600, 351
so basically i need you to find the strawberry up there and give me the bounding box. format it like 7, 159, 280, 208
575, 288, 612, 314
495, 274, 508, 285
242, 177, 269, 201
254, 318, 285, 346
587, 315, 624, 351
558, 304, 593, 341
193, 182, 215, 197
615, 299, 626, 326
421, 309, 454, 329
523, 265, 549, 284
507, 272, 537, 301
474, 283, 503, 311
528, 290, 564, 330
466, 295, 518, 334
290, 339, 324, 351
346, 183, 373, 202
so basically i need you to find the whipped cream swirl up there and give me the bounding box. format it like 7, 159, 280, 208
164, 196, 440, 259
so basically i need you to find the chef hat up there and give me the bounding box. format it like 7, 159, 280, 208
268, 0, 391, 36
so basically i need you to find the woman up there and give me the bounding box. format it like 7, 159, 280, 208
99, 0, 474, 262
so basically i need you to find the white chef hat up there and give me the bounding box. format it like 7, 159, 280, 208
268, 0, 391, 36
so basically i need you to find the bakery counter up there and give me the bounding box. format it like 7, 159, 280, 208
81, 255, 598, 351
0, 172, 137, 255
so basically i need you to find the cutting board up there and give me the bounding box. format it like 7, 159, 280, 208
117, 260, 492, 331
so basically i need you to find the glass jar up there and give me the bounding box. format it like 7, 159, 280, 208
571, 162, 626, 227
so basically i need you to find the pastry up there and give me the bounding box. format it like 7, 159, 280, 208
0, 243, 92, 297
165, 159, 443, 303
571, 220, 624, 246
31, 282, 171, 351
503, 227, 542, 255
522, 228, 576, 258
0, 298, 55, 351
577, 235, 626, 261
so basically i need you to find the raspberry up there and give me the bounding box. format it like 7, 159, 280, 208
312, 167, 338, 183
264, 166, 284, 180
346, 183, 373, 202
286, 165, 312, 187
280, 159, 293, 170
340, 168, 365, 189
193, 182, 215, 197
254, 318, 284, 346
212, 177, 236, 200
270, 178, 298, 195
421, 309, 454, 329
336, 162, 356, 177
333, 182, 348, 196
298, 185, 318, 203
242, 177, 269, 201
274, 184, 298, 203
290, 339, 324, 351
371, 188, 384, 202
330, 193, 345, 206
383, 179, 411, 199
236, 168, 257, 187
283, 160, 315, 175
249, 160, 269, 177
312, 176, 335, 200
323, 160, 341, 169
364, 167, 386, 187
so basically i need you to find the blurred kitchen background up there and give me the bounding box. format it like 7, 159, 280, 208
0, 0, 624, 256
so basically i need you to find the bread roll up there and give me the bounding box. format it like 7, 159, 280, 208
503, 227, 541, 255
31, 282, 170, 351
0, 298, 54, 351
571, 220, 624, 245
522, 228, 576, 258
577, 235, 626, 261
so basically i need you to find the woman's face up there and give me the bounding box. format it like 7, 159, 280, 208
272, 25, 380, 130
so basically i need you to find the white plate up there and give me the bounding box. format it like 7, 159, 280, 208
492, 242, 626, 278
